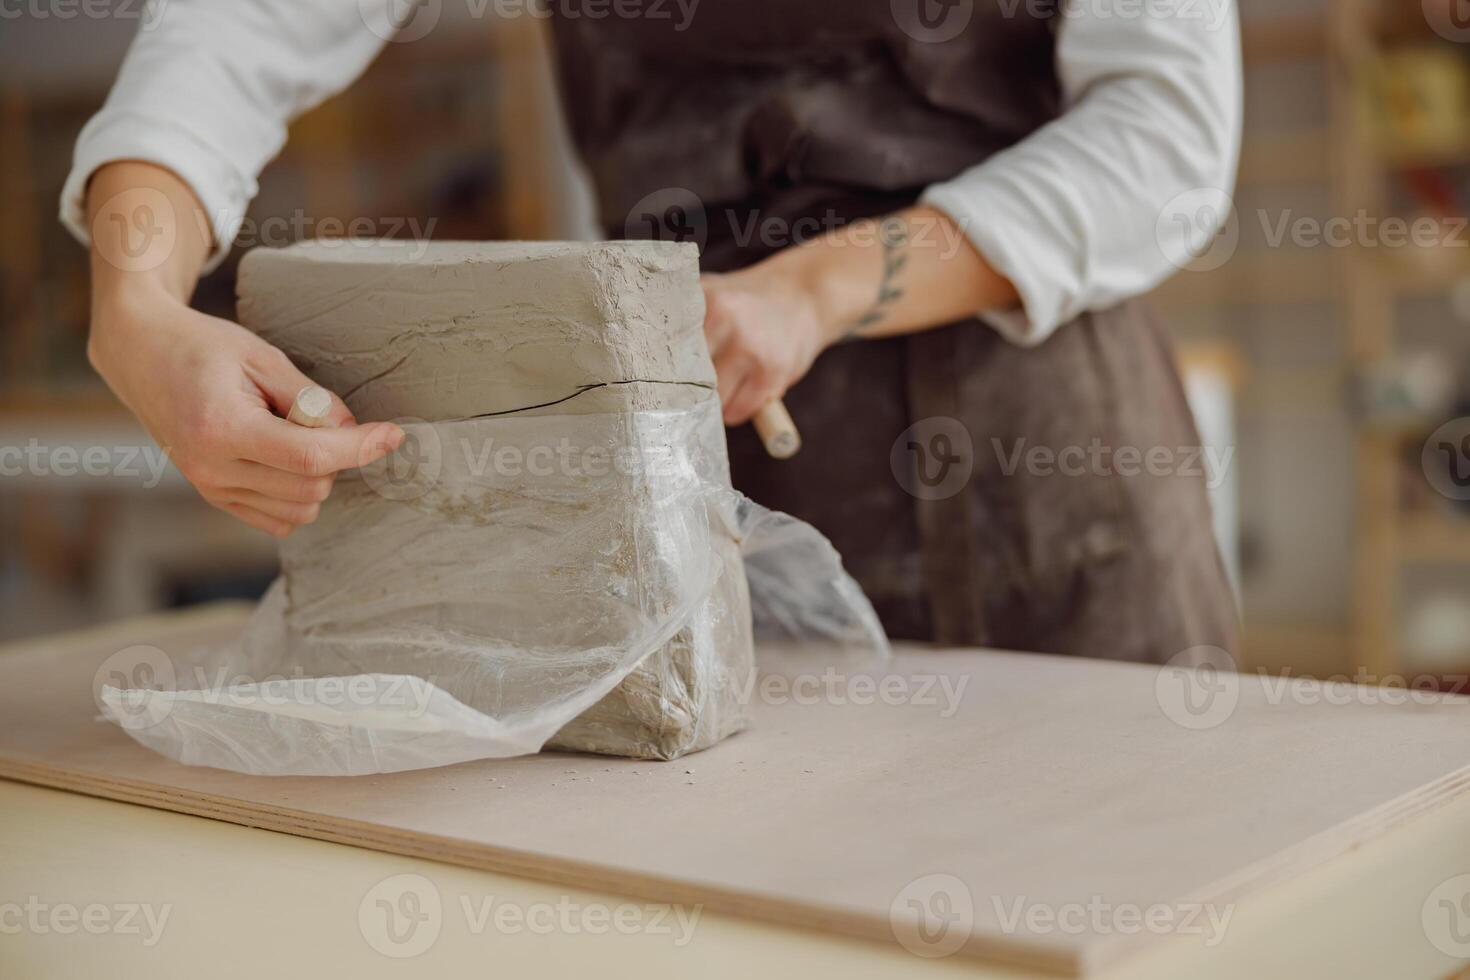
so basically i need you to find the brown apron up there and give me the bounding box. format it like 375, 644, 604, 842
547, 1, 1240, 663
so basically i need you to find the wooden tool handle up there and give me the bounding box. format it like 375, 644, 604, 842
286, 385, 333, 428
752, 400, 801, 460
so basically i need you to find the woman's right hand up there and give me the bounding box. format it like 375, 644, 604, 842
89, 289, 403, 538
86, 162, 403, 538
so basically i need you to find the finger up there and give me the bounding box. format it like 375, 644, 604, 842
713, 350, 751, 408
701, 279, 737, 359
215, 500, 294, 539
722, 374, 760, 426
725, 379, 773, 427
221, 460, 335, 504
704, 307, 735, 360
242, 417, 404, 477
222, 489, 322, 527
250, 348, 356, 428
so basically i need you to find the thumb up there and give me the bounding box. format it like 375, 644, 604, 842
243, 413, 405, 476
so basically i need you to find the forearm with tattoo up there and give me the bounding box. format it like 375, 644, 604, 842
771, 206, 1021, 348
848, 217, 910, 337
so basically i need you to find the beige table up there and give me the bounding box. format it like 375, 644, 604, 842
5, 781, 1470, 979
3, 610, 1470, 978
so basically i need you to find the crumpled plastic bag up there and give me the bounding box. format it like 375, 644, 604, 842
100, 400, 889, 775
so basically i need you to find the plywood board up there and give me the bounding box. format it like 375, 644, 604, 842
2, 605, 1469, 975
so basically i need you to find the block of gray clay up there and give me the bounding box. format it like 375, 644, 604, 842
236, 240, 753, 761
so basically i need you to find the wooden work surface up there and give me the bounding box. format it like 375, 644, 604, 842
2, 605, 1469, 976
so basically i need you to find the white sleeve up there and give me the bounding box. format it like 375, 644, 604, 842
59, 0, 396, 272
919, 1, 1243, 345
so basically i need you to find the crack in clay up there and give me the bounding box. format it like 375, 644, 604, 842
339, 352, 414, 402
452, 379, 715, 422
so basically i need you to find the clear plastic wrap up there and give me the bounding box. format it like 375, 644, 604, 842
100, 400, 889, 776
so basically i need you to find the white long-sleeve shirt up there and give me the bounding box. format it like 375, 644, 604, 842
60, 0, 1242, 345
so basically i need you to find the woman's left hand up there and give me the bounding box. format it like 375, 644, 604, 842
701, 266, 830, 426
699, 207, 1015, 427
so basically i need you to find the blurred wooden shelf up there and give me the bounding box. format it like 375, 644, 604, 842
1381, 254, 1470, 293
1239, 131, 1330, 184
1152, 253, 1333, 310
1240, 623, 1352, 677
1238, 367, 1347, 417
1177, 339, 1247, 389
1152, 247, 1470, 313
1398, 511, 1470, 563
0, 387, 129, 422
1242, 15, 1328, 63
1379, 134, 1470, 170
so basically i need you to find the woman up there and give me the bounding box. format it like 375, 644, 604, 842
66, 0, 1241, 663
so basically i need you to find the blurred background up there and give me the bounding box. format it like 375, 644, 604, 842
3, 0, 1470, 687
